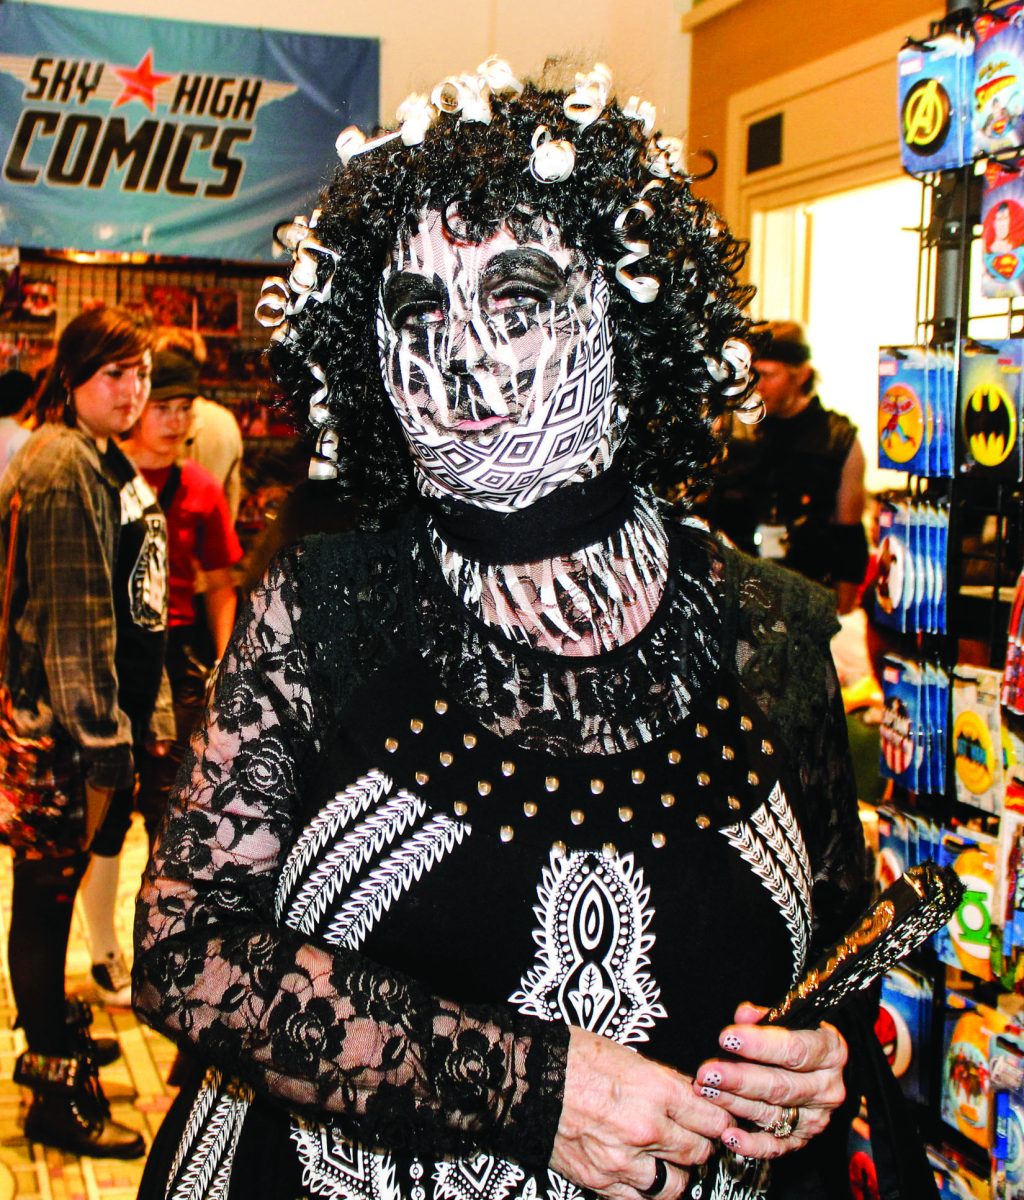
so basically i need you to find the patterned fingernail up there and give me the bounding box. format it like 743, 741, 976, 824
701, 1071, 722, 1087
724, 1134, 741, 1150
699, 1086, 720, 1098
721, 1034, 742, 1052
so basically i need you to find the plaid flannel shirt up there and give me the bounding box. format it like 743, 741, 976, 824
0, 425, 171, 790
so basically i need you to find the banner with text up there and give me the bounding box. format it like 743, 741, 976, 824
0, 5, 378, 261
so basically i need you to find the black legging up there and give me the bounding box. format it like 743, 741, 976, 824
8, 851, 88, 1056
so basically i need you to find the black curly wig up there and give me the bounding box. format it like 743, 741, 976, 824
265, 65, 754, 521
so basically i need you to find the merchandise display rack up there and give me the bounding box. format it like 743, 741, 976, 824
875, 4, 1024, 1188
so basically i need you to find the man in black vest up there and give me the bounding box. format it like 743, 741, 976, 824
703, 321, 868, 613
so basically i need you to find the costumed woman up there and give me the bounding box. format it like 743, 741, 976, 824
0, 305, 171, 1157
135, 62, 888, 1199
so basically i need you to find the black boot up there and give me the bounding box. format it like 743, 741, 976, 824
65, 998, 121, 1068
14, 1051, 145, 1159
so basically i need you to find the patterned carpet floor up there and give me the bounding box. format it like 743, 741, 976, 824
0, 815, 175, 1199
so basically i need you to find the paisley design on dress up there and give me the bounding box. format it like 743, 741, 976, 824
509, 848, 666, 1044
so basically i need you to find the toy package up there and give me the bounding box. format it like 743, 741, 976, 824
877, 964, 935, 1106
879, 656, 951, 794
958, 338, 1024, 479
879, 348, 927, 471
936, 828, 999, 981
941, 991, 1017, 1148
877, 346, 954, 477
899, 32, 973, 172
928, 1145, 992, 1199
973, 4, 1024, 154
875, 502, 912, 632
1004, 569, 1024, 715
981, 161, 1024, 298
875, 804, 910, 889
992, 1030, 1024, 1198
1001, 811, 1024, 968
952, 665, 1005, 812
880, 656, 921, 788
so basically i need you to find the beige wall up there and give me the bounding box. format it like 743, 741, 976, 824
688, 0, 939, 219
27, 0, 692, 137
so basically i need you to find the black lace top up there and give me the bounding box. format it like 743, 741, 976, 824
133, 510, 866, 1200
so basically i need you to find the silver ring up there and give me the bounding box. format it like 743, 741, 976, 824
638, 1157, 669, 1198
763, 1105, 799, 1139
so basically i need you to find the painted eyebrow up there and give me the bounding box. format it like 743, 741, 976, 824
481, 248, 566, 293
381, 272, 443, 325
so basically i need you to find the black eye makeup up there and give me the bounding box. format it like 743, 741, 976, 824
482, 249, 567, 311
382, 272, 446, 331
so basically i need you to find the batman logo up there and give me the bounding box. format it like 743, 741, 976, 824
963, 382, 1017, 466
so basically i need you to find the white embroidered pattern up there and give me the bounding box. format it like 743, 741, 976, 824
324, 814, 467, 948
168, 771, 465, 1200
166, 1070, 254, 1200
275, 771, 392, 916
720, 786, 811, 984
509, 848, 666, 1044
287, 792, 426, 934
433, 1153, 525, 1200
292, 1118, 403, 1200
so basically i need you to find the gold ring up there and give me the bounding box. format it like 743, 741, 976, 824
764, 1105, 798, 1139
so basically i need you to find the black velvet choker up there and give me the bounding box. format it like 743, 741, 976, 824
421, 463, 638, 565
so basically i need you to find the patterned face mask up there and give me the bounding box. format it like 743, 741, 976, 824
376, 209, 625, 511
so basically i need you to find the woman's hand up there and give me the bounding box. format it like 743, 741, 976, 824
549, 1027, 731, 1200
691, 1003, 847, 1160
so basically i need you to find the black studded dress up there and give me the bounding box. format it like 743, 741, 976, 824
134, 504, 866, 1200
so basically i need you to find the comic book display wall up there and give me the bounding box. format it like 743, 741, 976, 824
872, 8, 1024, 1197
0, 250, 299, 555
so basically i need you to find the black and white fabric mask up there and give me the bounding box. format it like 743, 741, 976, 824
376, 209, 625, 512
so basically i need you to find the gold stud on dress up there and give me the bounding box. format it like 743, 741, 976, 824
410, 718, 424, 733
385, 737, 399, 752
439, 751, 454, 767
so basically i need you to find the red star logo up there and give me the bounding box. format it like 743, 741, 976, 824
113, 50, 172, 111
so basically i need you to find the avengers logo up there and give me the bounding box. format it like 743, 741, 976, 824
901, 77, 951, 156
963, 381, 1018, 467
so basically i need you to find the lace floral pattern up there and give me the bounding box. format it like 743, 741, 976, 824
133, 554, 568, 1166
